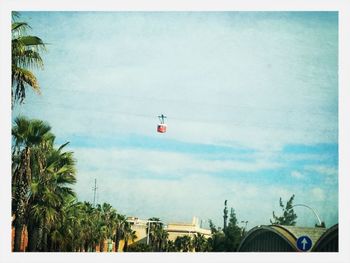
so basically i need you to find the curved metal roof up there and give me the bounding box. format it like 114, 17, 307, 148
238, 224, 327, 252
312, 224, 338, 252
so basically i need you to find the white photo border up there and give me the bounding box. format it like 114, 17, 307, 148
1, 1, 349, 263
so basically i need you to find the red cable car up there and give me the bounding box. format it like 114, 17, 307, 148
157, 114, 167, 133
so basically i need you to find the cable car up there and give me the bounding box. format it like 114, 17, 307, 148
157, 114, 167, 133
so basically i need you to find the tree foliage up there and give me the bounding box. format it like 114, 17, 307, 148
270, 194, 297, 226
207, 208, 243, 252
12, 12, 45, 105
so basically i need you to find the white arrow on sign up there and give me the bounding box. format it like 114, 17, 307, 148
301, 238, 308, 250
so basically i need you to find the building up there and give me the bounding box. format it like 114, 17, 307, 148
237, 224, 338, 252
166, 216, 211, 242
312, 224, 338, 252
126, 217, 148, 243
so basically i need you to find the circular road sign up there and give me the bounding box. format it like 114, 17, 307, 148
296, 235, 312, 252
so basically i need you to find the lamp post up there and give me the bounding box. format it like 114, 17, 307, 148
292, 204, 323, 227
241, 220, 248, 229
200, 219, 205, 228
146, 220, 162, 245
240, 221, 248, 235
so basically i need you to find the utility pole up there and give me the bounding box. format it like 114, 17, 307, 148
92, 178, 98, 207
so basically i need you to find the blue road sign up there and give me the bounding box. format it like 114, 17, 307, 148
296, 236, 312, 252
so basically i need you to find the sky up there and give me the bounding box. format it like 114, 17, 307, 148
13, 11, 338, 230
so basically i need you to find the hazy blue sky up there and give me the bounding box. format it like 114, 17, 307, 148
13, 12, 338, 229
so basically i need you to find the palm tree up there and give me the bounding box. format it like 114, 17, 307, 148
96, 203, 117, 252
123, 224, 137, 252
156, 228, 168, 252
166, 240, 176, 252
114, 214, 127, 252
12, 14, 46, 105
79, 202, 100, 252
192, 233, 207, 252
12, 116, 53, 252
147, 217, 165, 252
175, 235, 193, 252
27, 144, 76, 251
51, 196, 83, 252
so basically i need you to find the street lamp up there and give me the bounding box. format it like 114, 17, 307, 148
146, 220, 162, 245
200, 219, 206, 228
240, 221, 248, 234
241, 220, 248, 228
292, 204, 323, 227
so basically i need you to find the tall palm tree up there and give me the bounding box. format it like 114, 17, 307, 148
192, 233, 207, 252
166, 240, 176, 252
175, 235, 193, 252
122, 224, 137, 252
27, 144, 76, 251
147, 217, 165, 252
12, 116, 53, 252
50, 196, 83, 252
79, 202, 100, 252
96, 203, 117, 252
114, 214, 127, 252
12, 14, 46, 105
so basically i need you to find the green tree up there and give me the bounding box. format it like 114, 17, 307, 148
128, 242, 151, 252
12, 13, 46, 105
223, 208, 243, 251
207, 220, 225, 252
52, 197, 84, 252
114, 214, 128, 252
174, 235, 193, 252
270, 194, 297, 226
79, 202, 100, 252
165, 240, 176, 252
96, 203, 117, 252
192, 233, 207, 252
147, 217, 167, 252
12, 116, 53, 252
27, 143, 76, 251
123, 224, 137, 252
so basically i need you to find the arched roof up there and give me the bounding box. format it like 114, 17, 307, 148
312, 224, 338, 252
238, 225, 327, 252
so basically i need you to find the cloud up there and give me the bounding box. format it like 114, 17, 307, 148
305, 165, 338, 177
74, 169, 338, 229
311, 187, 326, 201
12, 12, 338, 230
16, 12, 338, 152
70, 146, 338, 229
72, 147, 282, 178
291, 171, 304, 179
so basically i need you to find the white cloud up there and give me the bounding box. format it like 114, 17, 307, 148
74, 170, 338, 230
291, 171, 304, 179
71, 146, 338, 229
72, 147, 281, 178
16, 12, 338, 151
12, 12, 338, 230
305, 165, 338, 177
311, 187, 326, 201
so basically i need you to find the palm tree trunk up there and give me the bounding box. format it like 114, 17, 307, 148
13, 149, 31, 252
100, 240, 104, 252
84, 243, 88, 252
115, 235, 121, 252
13, 179, 27, 251
42, 229, 48, 251
27, 221, 40, 252
13, 222, 23, 252
123, 240, 129, 252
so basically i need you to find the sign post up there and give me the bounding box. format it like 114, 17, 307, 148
296, 236, 312, 252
